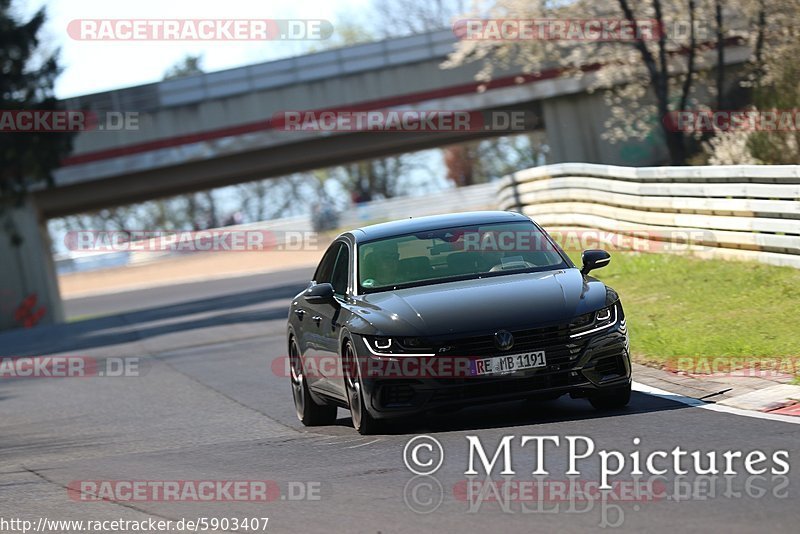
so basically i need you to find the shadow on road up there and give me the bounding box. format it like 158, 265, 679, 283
93, 283, 304, 328
0, 282, 306, 358
334, 392, 691, 435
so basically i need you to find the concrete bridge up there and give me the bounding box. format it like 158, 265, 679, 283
39, 28, 739, 217
2, 29, 750, 330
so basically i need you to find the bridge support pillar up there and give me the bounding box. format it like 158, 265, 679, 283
542, 93, 667, 165
0, 199, 63, 331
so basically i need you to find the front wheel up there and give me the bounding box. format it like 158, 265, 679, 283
343, 340, 382, 435
290, 339, 337, 426
588, 383, 631, 410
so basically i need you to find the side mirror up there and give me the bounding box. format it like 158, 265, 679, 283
580, 249, 611, 276
305, 282, 335, 303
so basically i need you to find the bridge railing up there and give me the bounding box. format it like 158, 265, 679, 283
497, 163, 800, 269
63, 30, 456, 113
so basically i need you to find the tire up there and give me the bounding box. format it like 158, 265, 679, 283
588, 383, 632, 410
343, 340, 382, 435
290, 338, 337, 426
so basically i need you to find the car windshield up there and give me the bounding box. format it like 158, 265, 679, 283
357, 220, 568, 293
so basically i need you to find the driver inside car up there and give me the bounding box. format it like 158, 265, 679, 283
361, 241, 400, 288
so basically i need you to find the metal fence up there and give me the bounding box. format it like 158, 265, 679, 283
497, 163, 800, 268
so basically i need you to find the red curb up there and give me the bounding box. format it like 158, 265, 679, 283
764, 401, 800, 417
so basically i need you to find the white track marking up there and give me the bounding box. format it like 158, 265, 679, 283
319, 437, 371, 445
345, 438, 382, 449
633, 381, 800, 426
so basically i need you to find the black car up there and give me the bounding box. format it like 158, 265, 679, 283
287, 211, 631, 434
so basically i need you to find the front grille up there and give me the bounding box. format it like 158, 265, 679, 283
429, 372, 583, 403
435, 322, 587, 371
443, 323, 571, 353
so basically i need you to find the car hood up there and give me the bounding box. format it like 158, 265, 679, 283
353, 268, 608, 337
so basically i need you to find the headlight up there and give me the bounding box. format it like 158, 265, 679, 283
363, 336, 435, 356
595, 307, 611, 322
569, 304, 618, 338
374, 337, 393, 350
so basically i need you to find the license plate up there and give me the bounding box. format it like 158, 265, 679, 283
471, 351, 546, 376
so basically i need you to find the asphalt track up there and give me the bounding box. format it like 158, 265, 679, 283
1, 268, 799, 533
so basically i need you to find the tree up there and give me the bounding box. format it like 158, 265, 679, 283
163, 54, 204, 80
331, 155, 420, 202
307, 20, 375, 51
372, 0, 468, 36
444, 134, 547, 186
444, 144, 477, 187
0, 0, 72, 240
444, 0, 781, 165
705, 16, 800, 165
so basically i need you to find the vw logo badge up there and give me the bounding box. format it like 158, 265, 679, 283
494, 330, 514, 351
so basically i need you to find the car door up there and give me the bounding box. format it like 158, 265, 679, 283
319, 241, 351, 398
297, 242, 340, 393
308, 241, 350, 398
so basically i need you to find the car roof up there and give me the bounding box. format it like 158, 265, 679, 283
348, 210, 531, 242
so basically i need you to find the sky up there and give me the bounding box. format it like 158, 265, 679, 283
20, 0, 372, 98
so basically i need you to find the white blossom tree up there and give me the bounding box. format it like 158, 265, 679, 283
444, 0, 795, 165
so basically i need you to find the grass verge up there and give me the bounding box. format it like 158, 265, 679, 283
566, 250, 800, 377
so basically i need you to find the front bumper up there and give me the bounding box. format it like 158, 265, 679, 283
353, 314, 631, 419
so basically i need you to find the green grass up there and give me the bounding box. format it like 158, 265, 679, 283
566, 251, 800, 374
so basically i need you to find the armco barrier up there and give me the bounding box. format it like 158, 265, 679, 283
497, 163, 800, 269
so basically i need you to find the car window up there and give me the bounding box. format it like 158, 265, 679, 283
314, 242, 343, 283
330, 244, 350, 296
358, 221, 567, 292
